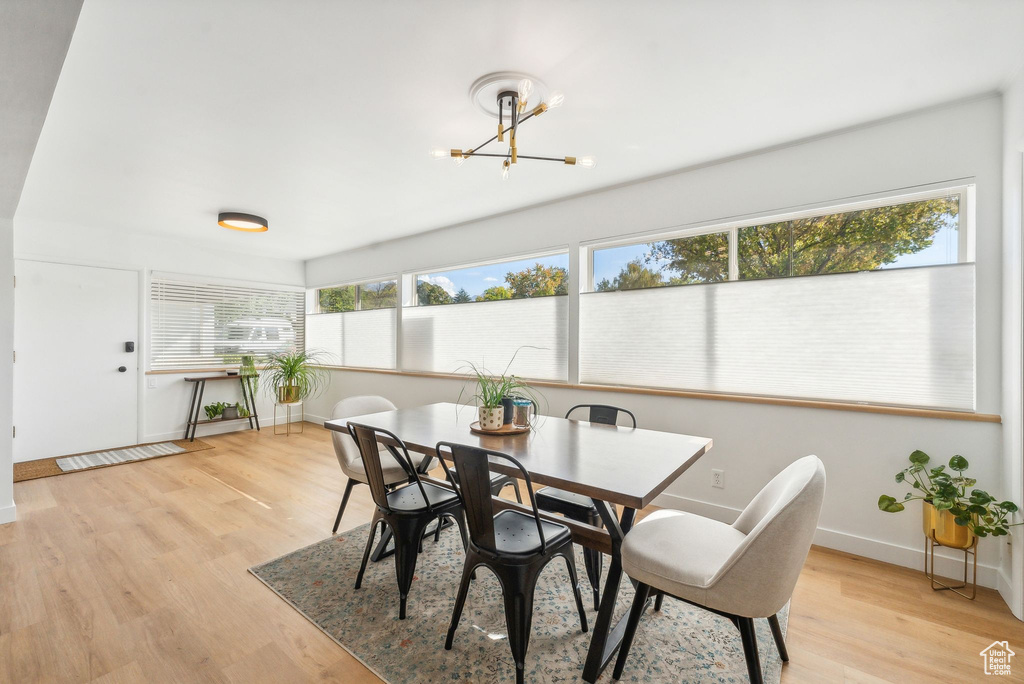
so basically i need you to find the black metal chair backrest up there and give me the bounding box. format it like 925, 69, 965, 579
347, 422, 426, 514
565, 403, 637, 428
436, 441, 548, 555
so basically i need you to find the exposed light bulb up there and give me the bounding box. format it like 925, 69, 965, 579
429, 148, 448, 160
577, 155, 597, 169
453, 156, 466, 167
502, 161, 510, 181
547, 91, 565, 109
517, 78, 533, 105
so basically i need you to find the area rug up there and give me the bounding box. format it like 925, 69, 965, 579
13, 439, 214, 482
250, 522, 787, 683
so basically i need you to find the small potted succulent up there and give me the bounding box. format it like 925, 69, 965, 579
878, 450, 1020, 547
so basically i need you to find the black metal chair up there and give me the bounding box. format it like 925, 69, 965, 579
349, 422, 468, 620
437, 441, 588, 684
535, 403, 637, 609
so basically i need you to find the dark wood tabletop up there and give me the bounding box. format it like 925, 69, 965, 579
324, 402, 712, 509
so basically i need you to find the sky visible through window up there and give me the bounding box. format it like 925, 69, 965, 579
418, 254, 569, 300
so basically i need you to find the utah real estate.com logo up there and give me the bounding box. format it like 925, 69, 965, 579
980, 641, 1015, 676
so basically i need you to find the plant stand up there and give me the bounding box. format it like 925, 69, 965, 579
274, 401, 304, 436
924, 533, 978, 600
183, 374, 260, 442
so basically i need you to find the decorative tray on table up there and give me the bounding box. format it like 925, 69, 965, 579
470, 422, 530, 436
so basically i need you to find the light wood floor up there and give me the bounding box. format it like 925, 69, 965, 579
1, 425, 1020, 683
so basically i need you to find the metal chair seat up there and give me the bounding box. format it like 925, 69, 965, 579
386, 481, 461, 511
492, 509, 572, 556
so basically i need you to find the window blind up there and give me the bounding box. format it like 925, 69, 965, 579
579, 264, 975, 410
150, 278, 305, 370
305, 309, 396, 369
402, 297, 568, 381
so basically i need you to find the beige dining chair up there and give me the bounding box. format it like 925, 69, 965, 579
613, 455, 826, 684
330, 395, 411, 533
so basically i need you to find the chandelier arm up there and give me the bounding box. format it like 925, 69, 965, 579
457, 152, 571, 163
460, 110, 542, 159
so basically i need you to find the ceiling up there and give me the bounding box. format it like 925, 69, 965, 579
15, 0, 1024, 261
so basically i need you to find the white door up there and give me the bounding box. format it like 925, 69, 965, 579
14, 260, 139, 462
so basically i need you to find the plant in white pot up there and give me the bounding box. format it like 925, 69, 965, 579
457, 354, 541, 431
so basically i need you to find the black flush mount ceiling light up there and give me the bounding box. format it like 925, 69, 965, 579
218, 212, 268, 232
430, 72, 595, 180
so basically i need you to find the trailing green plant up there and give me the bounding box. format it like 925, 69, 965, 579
878, 450, 1020, 538
203, 401, 230, 420
238, 354, 259, 413
261, 349, 330, 401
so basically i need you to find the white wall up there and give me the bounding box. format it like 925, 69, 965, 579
305, 96, 1010, 588
0, 219, 13, 524
1001, 69, 1024, 617
14, 221, 307, 444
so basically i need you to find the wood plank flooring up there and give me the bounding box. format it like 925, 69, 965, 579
1, 424, 1021, 683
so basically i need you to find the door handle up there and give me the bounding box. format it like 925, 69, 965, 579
118, 366, 127, 373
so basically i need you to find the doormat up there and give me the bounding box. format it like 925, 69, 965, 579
13, 439, 214, 482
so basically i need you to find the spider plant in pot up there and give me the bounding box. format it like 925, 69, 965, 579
262, 349, 330, 404
456, 350, 544, 431
878, 450, 1020, 549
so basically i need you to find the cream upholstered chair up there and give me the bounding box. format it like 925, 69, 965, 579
331, 395, 411, 533
613, 455, 826, 684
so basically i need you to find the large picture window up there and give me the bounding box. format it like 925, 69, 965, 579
403, 253, 569, 380
589, 189, 964, 292
150, 276, 305, 370
581, 187, 975, 410
306, 278, 397, 369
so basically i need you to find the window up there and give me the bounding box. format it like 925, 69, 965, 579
589, 189, 964, 291
317, 279, 397, 313
403, 253, 569, 380
580, 187, 975, 410
306, 278, 397, 369
150, 276, 305, 370
415, 254, 569, 305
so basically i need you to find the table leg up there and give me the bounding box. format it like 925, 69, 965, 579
582, 501, 637, 683
190, 380, 207, 441
246, 376, 261, 431
240, 377, 254, 430
183, 382, 199, 440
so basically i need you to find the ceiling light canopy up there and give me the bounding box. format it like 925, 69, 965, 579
431, 72, 594, 180
218, 211, 268, 232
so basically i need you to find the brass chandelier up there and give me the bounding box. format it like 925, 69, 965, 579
431, 77, 595, 180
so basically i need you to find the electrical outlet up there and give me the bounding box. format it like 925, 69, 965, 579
147, 377, 157, 389
711, 469, 724, 489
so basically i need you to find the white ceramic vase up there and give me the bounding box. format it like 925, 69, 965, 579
478, 405, 504, 431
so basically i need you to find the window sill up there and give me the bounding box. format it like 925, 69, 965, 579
313, 365, 1000, 424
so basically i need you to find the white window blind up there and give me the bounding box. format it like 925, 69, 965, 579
150, 278, 305, 370
402, 297, 568, 381
579, 264, 975, 410
305, 308, 396, 369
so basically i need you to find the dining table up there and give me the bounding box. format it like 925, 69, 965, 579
324, 401, 713, 683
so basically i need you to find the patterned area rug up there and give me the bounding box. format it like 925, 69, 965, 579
13, 439, 215, 482
250, 522, 787, 683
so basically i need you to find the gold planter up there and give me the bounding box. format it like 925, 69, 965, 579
277, 385, 300, 404
922, 501, 975, 549
922, 501, 978, 600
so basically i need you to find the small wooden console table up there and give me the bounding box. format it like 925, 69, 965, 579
183, 374, 260, 441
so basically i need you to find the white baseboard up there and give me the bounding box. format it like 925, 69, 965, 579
653, 491, 1001, 589
0, 502, 16, 525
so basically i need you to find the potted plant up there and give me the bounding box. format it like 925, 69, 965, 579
204, 402, 228, 421
237, 402, 250, 419
878, 450, 1020, 547
262, 349, 330, 404
222, 403, 239, 420
456, 352, 543, 431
